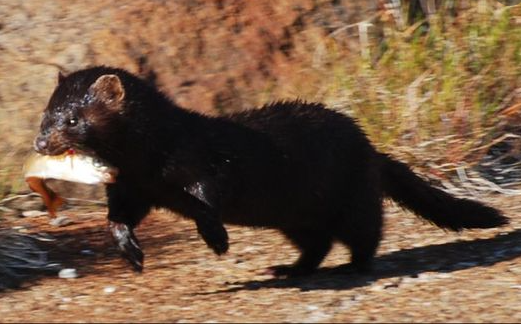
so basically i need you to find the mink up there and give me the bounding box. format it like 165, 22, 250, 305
34, 66, 508, 276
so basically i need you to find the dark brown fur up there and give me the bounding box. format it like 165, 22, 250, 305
34, 66, 508, 276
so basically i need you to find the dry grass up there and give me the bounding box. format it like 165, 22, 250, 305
258, 2, 521, 173
1, 1, 521, 200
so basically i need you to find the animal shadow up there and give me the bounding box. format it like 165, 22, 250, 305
206, 228, 521, 293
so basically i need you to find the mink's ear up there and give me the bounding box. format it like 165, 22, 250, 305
58, 71, 66, 85
88, 74, 125, 109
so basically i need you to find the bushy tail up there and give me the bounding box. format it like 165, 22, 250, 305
380, 154, 508, 231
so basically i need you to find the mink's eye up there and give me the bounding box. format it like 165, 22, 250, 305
68, 117, 78, 127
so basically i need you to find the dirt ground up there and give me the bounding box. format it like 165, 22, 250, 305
0, 193, 520, 323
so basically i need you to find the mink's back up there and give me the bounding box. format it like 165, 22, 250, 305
85, 78, 381, 229
212, 101, 380, 227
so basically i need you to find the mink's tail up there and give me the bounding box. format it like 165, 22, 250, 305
380, 154, 509, 231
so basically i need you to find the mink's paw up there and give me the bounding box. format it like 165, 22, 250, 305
109, 221, 144, 272
197, 220, 229, 255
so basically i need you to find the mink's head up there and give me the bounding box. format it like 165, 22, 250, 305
34, 67, 129, 156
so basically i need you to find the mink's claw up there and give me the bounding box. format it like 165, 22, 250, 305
109, 221, 144, 272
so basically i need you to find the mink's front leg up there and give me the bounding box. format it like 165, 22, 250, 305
106, 182, 151, 272
108, 221, 144, 271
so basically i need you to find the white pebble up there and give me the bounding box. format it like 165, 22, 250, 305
58, 268, 78, 279
103, 286, 116, 294
50, 215, 74, 227
22, 210, 48, 218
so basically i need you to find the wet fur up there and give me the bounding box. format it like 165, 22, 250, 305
35, 66, 508, 276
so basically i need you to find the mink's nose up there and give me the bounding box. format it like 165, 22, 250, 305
34, 136, 48, 153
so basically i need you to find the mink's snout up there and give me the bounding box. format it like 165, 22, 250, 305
34, 136, 49, 153
32, 132, 69, 156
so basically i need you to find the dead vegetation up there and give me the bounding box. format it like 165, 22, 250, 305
1, 1, 521, 200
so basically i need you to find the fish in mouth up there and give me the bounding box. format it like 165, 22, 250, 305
23, 150, 118, 217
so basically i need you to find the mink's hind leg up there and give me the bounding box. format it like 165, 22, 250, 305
106, 183, 151, 272
268, 229, 333, 278
335, 205, 383, 272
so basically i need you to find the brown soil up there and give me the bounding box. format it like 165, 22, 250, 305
1, 1, 520, 322
0, 0, 380, 198
1, 193, 520, 322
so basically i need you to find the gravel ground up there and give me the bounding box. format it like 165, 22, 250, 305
0, 194, 520, 323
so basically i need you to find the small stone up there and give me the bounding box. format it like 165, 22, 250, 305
21, 210, 48, 218
103, 286, 116, 294
32, 233, 57, 242
306, 305, 319, 311
58, 268, 78, 279
50, 215, 74, 227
